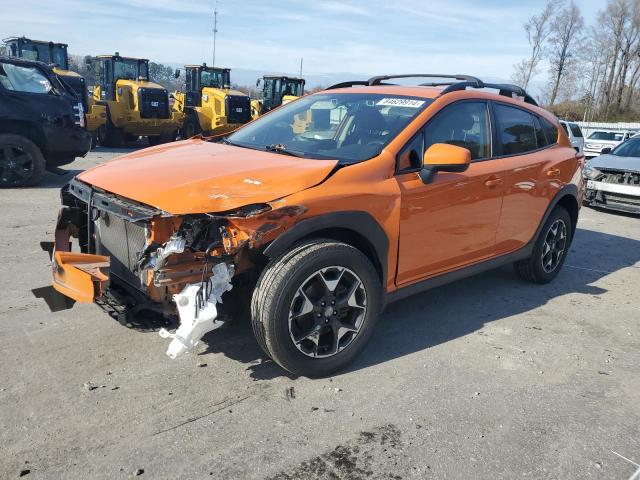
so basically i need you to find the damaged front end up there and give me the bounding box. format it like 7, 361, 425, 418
52, 178, 305, 358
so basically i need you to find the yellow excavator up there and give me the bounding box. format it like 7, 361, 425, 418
251, 75, 305, 119
172, 64, 252, 138
87, 53, 183, 147
3, 36, 106, 141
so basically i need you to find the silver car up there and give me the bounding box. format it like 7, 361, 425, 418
584, 137, 640, 214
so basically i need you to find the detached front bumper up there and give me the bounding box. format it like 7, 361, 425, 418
51, 209, 110, 303
584, 179, 640, 214
52, 250, 110, 303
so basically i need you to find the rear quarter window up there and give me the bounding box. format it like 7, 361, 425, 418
540, 117, 558, 145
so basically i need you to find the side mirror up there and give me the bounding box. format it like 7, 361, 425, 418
85, 57, 93, 67
601, 147, 612, 154
174, 69, 181, 79
418, 143, 471, 184
256, 78, 262, 87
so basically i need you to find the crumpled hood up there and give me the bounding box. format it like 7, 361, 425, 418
588, 154, 640, 174
78, 139, 337, 214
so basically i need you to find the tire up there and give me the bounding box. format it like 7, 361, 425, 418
183, 114, 201, 139
514, 206, 572, 284
251, 240, 382, 377
102, 113, 124, 148
147, 131, 176, 147
0, 134, 46, 188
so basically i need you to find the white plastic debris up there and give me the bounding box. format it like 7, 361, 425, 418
159, 263, 234, 359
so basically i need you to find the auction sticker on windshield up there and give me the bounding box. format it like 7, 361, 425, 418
376, 98, 425, 108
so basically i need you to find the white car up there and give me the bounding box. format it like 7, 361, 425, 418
559, 120, 584, 153
584, 130, 634, 158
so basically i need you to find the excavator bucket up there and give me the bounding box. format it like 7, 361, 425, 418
52, 250, 110, 303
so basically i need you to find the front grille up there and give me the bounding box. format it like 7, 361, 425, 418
138, 88, 170, 119
225, 95, 251, 124
599, 168, 640, 186
95, 212, 148, 290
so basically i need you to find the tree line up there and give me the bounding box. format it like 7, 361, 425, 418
513, 0, 640, 122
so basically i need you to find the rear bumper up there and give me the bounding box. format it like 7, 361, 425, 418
51, 210, 110, 303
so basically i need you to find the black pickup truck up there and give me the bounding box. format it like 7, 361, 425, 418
0, 56, 91, 187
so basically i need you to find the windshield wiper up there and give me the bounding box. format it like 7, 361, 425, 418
265, 144, 304, 157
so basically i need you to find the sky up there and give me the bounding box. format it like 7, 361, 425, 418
1, 0, 609, 86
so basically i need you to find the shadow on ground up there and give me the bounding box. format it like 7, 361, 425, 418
32, 224, 640, 382
198, 227, 639, 380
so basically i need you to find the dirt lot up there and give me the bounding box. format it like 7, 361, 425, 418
0, 147, 639, 479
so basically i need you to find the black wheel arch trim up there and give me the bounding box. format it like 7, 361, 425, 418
262, 211, 389, 287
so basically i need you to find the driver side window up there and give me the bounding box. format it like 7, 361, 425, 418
424, 101, 491, 161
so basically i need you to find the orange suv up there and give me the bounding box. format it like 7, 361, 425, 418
51, 74, 583, 377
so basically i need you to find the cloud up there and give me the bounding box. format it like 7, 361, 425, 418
5, 0, 599, 84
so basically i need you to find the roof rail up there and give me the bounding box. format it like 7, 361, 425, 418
441, 81, 538, 106
324, 74, 538, 106
325, 80, 369, 90
367, 74, 482, 86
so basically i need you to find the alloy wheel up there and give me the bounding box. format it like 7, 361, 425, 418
288, 266, 367, 358
1, 144, 35, 187
541, 219, 567, 273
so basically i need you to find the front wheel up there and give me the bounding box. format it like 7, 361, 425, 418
0, 134, 46, 188
514, 206, 573, 284
183, 115, 201, 139
251, 240, 382, 377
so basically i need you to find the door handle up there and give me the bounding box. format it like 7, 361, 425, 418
484, 177, 503, 187
547, 167, 561, 177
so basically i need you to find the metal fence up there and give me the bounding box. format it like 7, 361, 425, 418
576, 121, 640, 137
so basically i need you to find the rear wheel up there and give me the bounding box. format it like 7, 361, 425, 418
515, 206, 572, 284
251, 240, 382, 377
0, 134, 46, 188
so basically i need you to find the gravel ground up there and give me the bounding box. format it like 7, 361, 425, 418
0, 147, 639, 480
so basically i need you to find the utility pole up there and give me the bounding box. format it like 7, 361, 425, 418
299, 57, 303, 78
212, 0, 219, 67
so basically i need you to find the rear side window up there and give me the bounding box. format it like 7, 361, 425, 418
423, 101, 491, 160
560, 122, 569, 135
494, 104, 538, 155
569, 123, 583, 137
540, 117, 558, 145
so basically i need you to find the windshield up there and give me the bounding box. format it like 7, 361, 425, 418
228, 93, 431, 163
588, 131, 623, 141
611, 138, 640, 157
114, 59, 147, 80
201, 69, 228, 88
0, 62, 53, 94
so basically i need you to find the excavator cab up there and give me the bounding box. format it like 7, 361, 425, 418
173, 64, 251, 138
4, 37, 69, 69
254, 75, 305, 115
88, 53, 182, 146
3, 36, 106, 140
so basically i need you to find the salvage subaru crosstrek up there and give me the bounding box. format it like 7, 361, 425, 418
50, 74, 584, 377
